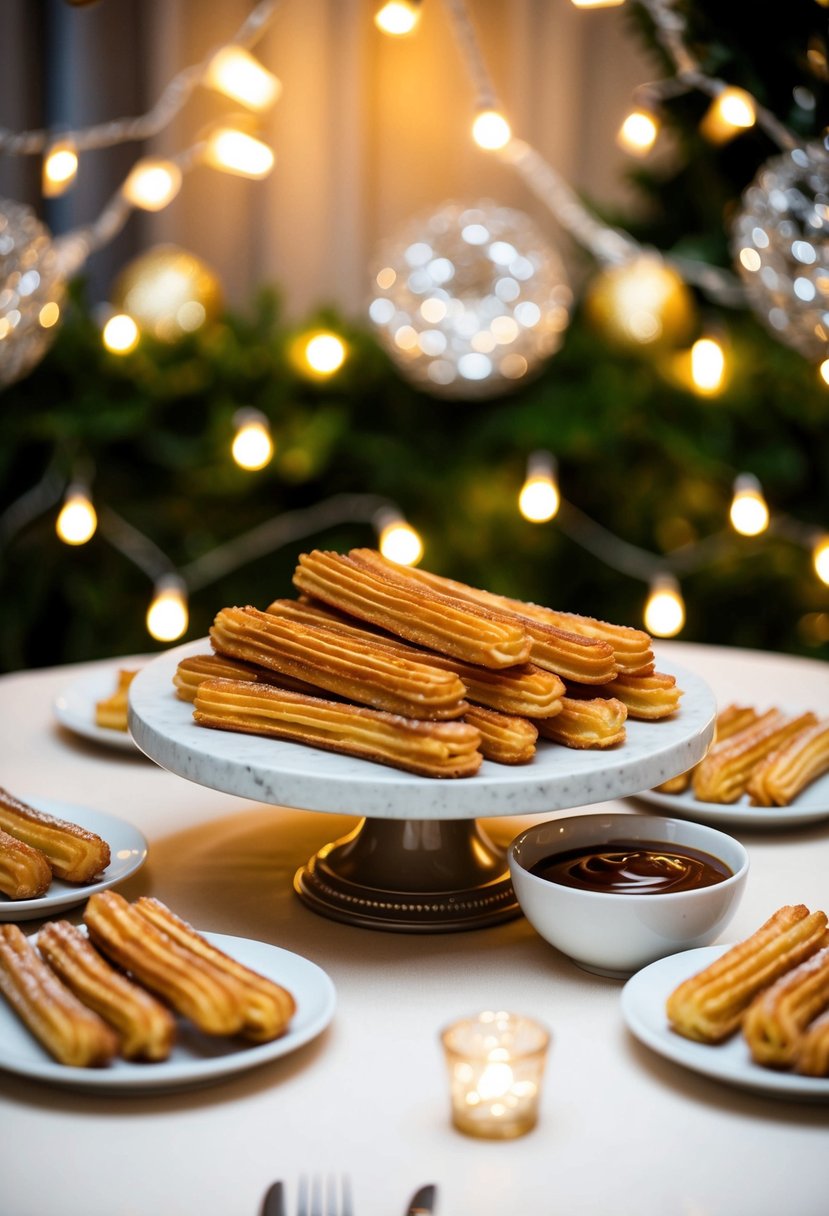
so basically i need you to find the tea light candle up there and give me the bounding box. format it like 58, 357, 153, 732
441, 1010, 550, 1139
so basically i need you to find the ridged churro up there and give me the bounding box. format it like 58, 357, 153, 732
743, 945, 829, 1068
38, 920, 176, 1061
475, 601, 653, 675
0, 787, 110, 883
666, 905, 829, 1044
655, 705, 760, 794
211, 605, 467, 720
0, 829, 52, 900
134, 898, 295, 1042
94, 668, 138, 732
193, 679, 483, 778
795, 1008, 829, 1076
174, 652, 316, 703
534, 695, 627, 749
691, 711, 818, 804
0, 924, 118, 1067
747, 720, 829, 807
293, 550, 531, 669
462, 705, 538, 765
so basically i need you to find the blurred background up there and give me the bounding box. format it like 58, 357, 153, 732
1, 0, 827, 673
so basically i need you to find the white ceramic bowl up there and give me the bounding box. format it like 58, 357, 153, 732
508, 813, 749, 979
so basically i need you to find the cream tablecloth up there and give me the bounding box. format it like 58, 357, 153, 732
0, 641, 827, 1216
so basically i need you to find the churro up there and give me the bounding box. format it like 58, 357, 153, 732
0, 787, 110, 883
174, 652, 316, 703
655, 705, 760, 794
578, 671, 682, 721
743, 945, 829, 1068
477, 601, 653, 675
0, 829, 52, 900
534, 695, 627, 749
795, 1008, 829, 1076
0, 924, 118, 1067
747, 720, 829, 807
462, 705, 538, 765
691, 711, 818, 804
94, 668, 138, 732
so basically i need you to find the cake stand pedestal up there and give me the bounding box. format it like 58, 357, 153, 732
129, 640, 716, 934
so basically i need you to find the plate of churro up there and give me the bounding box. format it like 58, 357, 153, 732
638, 704, 829, 828
53, 662, 146, 751
0, 892, 336, 1092
622, 904, 829, 1099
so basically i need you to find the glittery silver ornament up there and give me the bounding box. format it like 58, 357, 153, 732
368, 200, 572, 399
731, 143, 829, 361
0, 199, 66, 388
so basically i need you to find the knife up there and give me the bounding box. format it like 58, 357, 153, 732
406, 1184, 437, 1215
261, 1180, 286, 1216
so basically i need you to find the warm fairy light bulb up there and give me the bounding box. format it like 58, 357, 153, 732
617, 109, 659, 156
204, 127, 275, 179
377, 517, 423, 566
374, 0, 420, 35
122, 159, 182, 211
56, 485, 97, 546
231, 410, 274, 471
819, 359, 829, 387
205, 47, 282, 111
729, 474, 769, 537
146, 577, 189, 642
690, 337, 726, 394
39, 301, 61, 329
570, 0, 625, 8
472, 109, 512, 151
700, 88, 757, 144
102, 313, 140, 354
519, 452, 560, 523
303, 332, 347, 376
812, 536, 829, 586
644, 575, 685, 638
43, 141, 78, 196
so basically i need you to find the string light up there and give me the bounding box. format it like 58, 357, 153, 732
644, 574, 686, 638
689, 336, 727, 395
518, 452, 560, 523
570, 0, 625, 8
146, 575, 189, 642
203, 127, 275, 179
231, 409, 274, 471
813, 535, 829, 586
471, 109, 512, 151
375, 507, 424, 565
205, 47, 282, 111
616, 108, 659, 156
819, 359, 829, 387
297, 331, 348, 377
729, 474, 770, 536
700, 87, 757, 144
56, 485, 97, 546
374, 0, 421, 35
42, 140, 78, 197
102, 313, 140, 355
122, 159, 182, 211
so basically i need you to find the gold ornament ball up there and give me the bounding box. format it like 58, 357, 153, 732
111, 245, 223, 341
584, 255, 696, 350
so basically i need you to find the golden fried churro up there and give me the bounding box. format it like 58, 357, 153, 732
84, 891, 246, 1037
479, 601, 653, 675
0, 829, 52, 900
211, 605, 467, 720
346, 549, 614, 683
94, 668, 138, 732
134, 898, 295, 1042
193, 678, 483, 778
534, 696, 627, 749
572, 671, 682, 721
795, 1008, 829, 1076
0, 787, 110, 883
0, 924, 118, 1067
654, 705, 760, 794
691, 711, 818, 804
747, 720, 829, 807
293, 550, 531, 669
38, 920, 176, 1062
267, 598, 565, 719
173, 652, 316, 703
462, 705, 538, 765
666, 905, 829, 1044
743, 945, 829, 1067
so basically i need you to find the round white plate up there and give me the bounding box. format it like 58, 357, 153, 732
0, 931, 336, 1093
0, 798, 147, 922
635, 772, 829, 829
128, 641, 717, 820
621, 944, 829, 1101
54, 665, 145, 752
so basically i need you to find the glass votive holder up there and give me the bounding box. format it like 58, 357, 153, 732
440, 1010, 550, 1140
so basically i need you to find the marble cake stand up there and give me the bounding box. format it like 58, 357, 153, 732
129, 640, 716, 933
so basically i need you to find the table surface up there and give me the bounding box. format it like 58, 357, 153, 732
1, 640, 827, 1216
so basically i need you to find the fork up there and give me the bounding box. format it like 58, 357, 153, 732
296, 1174, 353, 1216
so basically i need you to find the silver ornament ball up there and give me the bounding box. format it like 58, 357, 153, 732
368, 200, 572, 399
732, 143, 829, 362
0, 199, 65, 389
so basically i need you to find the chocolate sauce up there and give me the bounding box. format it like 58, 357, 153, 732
529, 839, 732, 894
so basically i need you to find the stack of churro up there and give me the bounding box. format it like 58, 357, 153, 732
0, 787, 110, 902
175, 548, 681, 778
0, 892, 296, 1068
666, 904, 829, 1076
655, 704, 829, 806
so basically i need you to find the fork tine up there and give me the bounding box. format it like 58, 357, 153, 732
340, 1175, 354, 1216
310, 1175, 323, 1216
296, 1174, 309, 1216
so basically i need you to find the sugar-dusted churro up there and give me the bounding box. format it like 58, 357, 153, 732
94, 668, 138, 732
462, 705, 538, 765
194, 678, 483, 778
0, 787, 110, 883
477, 601, 654, 675
795, 1008, 829, 1076
267, 598, 565, 719
666, 905, 829, 1044
656, 705, 761, 794
174, 652, 316, 703
568, 671, 682, 721
293, 550, 531, 669
211, 604, 467, 720
0, 829, 52, 901
691, 711, 818, 804
743, 945, 829, 1068
534, 695, 627, 749
84, 891, 246, 1037
747, 720, 829, 807
0, 924, 118, 1067
38, 920, 176, 1062
134, 897, 295, 1042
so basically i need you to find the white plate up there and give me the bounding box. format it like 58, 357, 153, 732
54, 665, 145, 752
621, 944, 829, 1101
0, 798, 147, 922
635, 771, 829, 830
0, 931, 336, 1093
